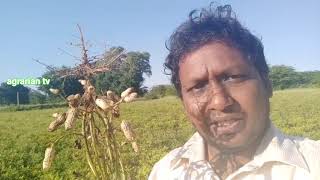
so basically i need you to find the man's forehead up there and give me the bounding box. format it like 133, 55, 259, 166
179, 43, 253, 77
181, 42, 249, 62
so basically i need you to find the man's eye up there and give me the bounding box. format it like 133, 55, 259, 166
190, 81, 208, 93
222, 75, 247, 82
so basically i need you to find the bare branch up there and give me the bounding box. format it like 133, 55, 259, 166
104, 50, 126, 67
58, 48, 82, 62
32, 58, 56, 71
71, 34, 80, 40
77, 24, 89, 65
36, 25, 124, 80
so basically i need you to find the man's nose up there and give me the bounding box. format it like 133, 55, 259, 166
207, 85, 233, 111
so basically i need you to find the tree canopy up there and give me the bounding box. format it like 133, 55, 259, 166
95, 51, 151, 95
37, 47, 152, 99
0, 83, 30, 105
37, 67, 84, 102
269, 65, 320, 90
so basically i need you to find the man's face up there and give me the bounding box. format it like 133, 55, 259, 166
179, 42, 272, 151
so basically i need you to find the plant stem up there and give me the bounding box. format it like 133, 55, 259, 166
52, 132, 84, 145
96, 111, 115, 164
89, 114, 107, 179
82, 115, 98, 178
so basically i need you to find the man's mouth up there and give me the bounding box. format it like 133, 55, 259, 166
211, 119, 243, 137
206, 113, 245, 138
214, 119, 238, 127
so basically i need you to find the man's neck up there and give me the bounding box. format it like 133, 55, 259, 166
206, 131, 268, 179
206, 143, 256, 179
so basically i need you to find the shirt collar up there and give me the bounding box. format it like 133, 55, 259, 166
169, 132, 206, 169
170, 122, 310, 172
253, 123, 310, 172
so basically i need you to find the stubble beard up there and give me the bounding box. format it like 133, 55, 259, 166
198, 117, 270, 155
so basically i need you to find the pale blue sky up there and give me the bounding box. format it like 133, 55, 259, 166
1, 0, 319, 88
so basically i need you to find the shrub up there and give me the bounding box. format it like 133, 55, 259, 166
144, 85, 177, 100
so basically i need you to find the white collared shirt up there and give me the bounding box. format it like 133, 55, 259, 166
148, 123, 320, 180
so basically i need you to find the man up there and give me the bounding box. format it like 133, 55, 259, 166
149, 3, 320, 180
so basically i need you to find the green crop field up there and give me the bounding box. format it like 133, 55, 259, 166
0, 88, 320, 179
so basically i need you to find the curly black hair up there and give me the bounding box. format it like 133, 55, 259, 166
164, 3, 269, 98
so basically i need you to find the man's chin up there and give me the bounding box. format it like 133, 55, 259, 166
204, 133, 251, 152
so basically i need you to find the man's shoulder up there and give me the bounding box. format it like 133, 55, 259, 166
288, 135, 320, 171
148, 132, 206, 179
154, 146, 186, 166
148, 146, 186, 179
289, 135, 320, 155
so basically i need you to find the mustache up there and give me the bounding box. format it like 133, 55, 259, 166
204, 112, 245, 124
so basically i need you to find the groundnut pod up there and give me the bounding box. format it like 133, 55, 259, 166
106, 90, 120, 102
67, 94, 80, 108
106, 90, 114, 97
52, 113, 59, 118
65, 108, 77, 130
87, 135, 92, 140
131, 141, 139, 153
87, 86, 95, 95
49, 88, 60, 95
121, 87, 134, 98
48, 113, 67, 132
74, 93, 81, 99
95, 98, 111, 111
120, 121, 135, 141
124, 92, 138, 103
43, 146, 55, 170
78, 79, 88, 86
67, 94, 75, 101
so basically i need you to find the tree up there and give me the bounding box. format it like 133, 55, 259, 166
300, 71, 320, 87
144, 85, 177, 99
269, 65, 307, 90
38, 47, 152, 99
0, 83, 30, 105
29, 90, 46, 104
38, 67, 84, 102
94, 47, 151, 95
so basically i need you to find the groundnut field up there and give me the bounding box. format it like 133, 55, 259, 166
0, 88, 320, 179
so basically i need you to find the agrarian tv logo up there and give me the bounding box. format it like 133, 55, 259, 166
6, 78, 51, 86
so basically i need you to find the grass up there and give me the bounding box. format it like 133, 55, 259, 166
0, 103, 67, 112
0, 88, 320, 179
